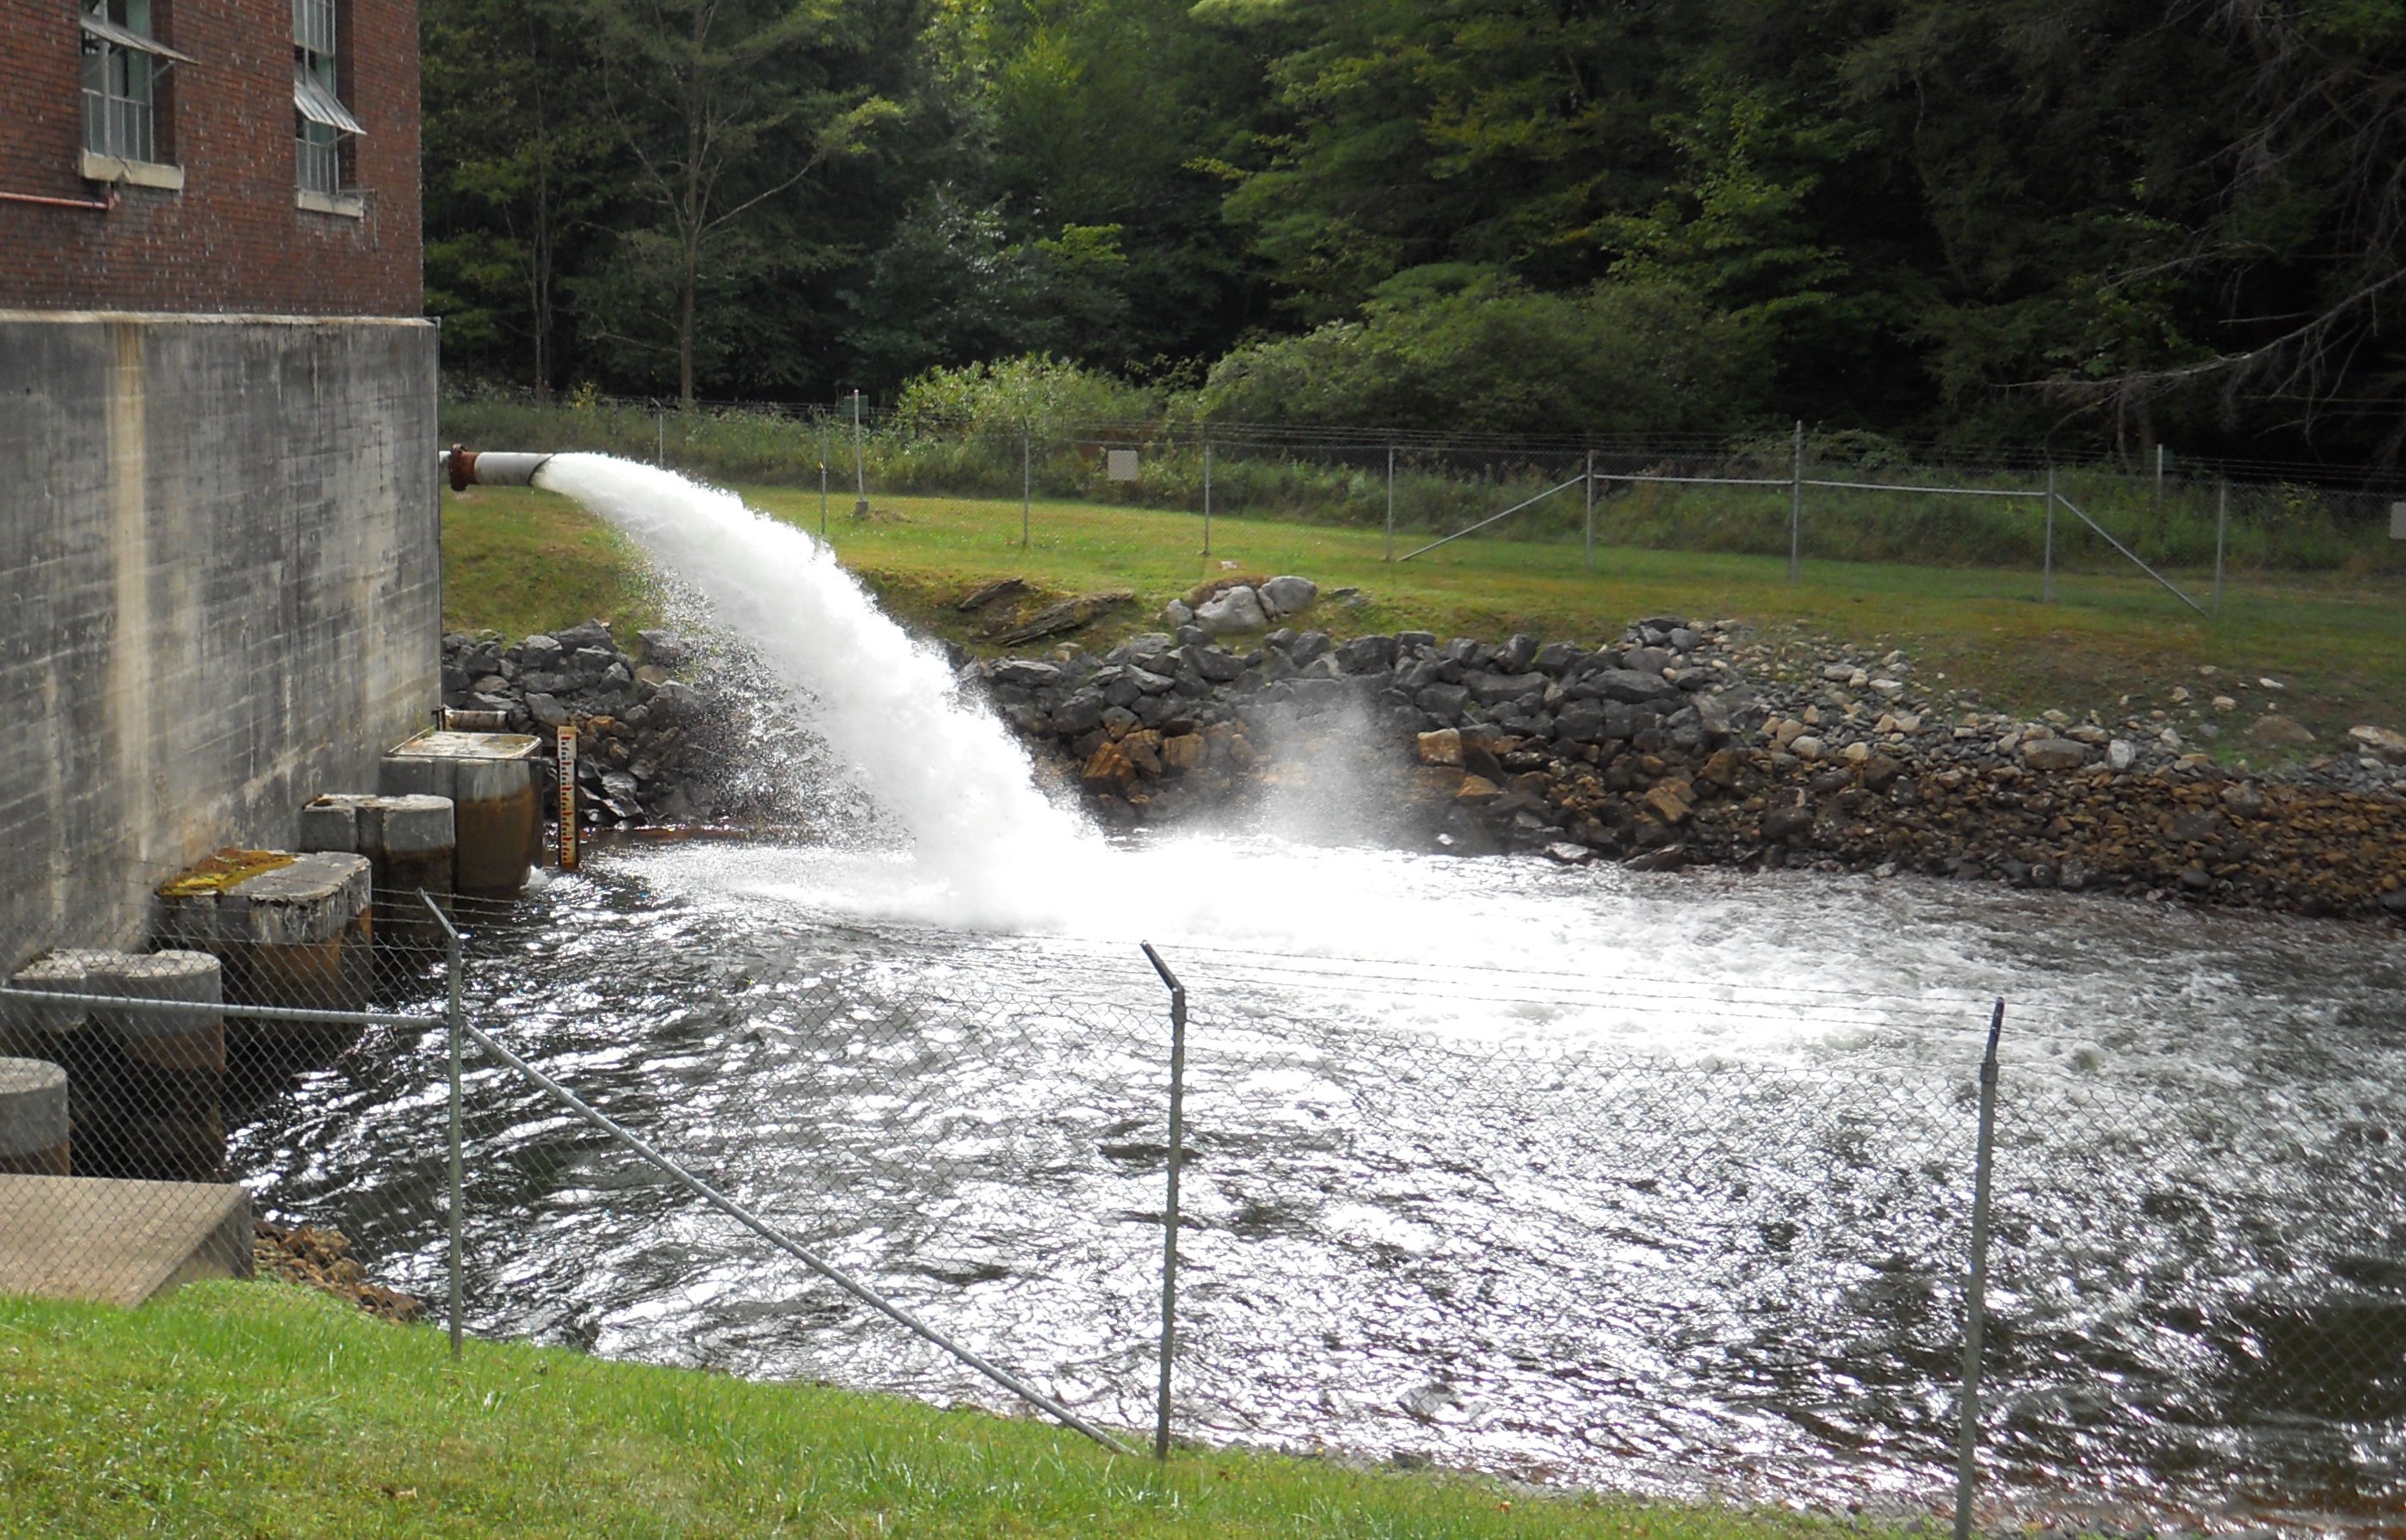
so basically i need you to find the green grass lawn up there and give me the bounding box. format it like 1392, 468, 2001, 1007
0, 1284, 1859, 1539
442, 482, 2406, 748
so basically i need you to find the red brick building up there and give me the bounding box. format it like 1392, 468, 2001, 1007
0, 0, 421, 315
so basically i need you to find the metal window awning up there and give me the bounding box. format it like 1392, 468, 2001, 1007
293, 70, 363, 134
80, 13, 194, 63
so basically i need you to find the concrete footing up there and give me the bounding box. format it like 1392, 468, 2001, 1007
302, 792, 455, 942
0, 1173, 251, 1306
2, 951, 225, 1182
154, 851, 374, 1020
0, 1057, 71, 1176
380, 730, 543, 897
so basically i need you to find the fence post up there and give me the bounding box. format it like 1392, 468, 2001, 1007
1385, 446, 1396, 564
818, 419, 829, 539
1140, 942, 1188, 1462
1201, 440, 1213, 557
654, 402, 665, 467
1021, 419, 1033, 549
2213, 478, 2228, 618
424, 890, 466, 1362
850, 390, 869, 520
2043, 465, 2056, 604
1788, 419, 1804, 582
1584, 448, 1595, 572
1953, 999, 2005, 1540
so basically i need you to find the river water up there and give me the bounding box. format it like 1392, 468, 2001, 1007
229, 456, 2404, 1528
228, 836, 2406, 1532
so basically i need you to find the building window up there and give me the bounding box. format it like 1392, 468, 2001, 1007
293, 0, 363, 207
80, 0, 188, 176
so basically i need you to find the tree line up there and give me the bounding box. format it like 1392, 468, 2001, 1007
423, 0, 2406, 465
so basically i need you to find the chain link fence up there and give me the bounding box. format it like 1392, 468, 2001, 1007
4, 883, 2402, 1530
438, 389, 2406, 613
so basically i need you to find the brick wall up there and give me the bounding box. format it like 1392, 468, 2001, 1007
0, 0, 421, 317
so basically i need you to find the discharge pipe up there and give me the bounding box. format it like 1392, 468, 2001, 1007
441, 446, 554, 493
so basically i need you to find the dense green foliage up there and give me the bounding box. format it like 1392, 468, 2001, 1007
423, 0, 2406, 463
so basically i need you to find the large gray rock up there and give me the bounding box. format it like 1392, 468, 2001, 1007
1576, 668, 1679, 705
990, 659, 1062, 689
1336, 635, 1397, 674
1533, 641, 1588, 675
1052, 693, 1105, 736
1195, 585, 1269, 637
1416, 684, 1471, 723
1256, 575, 1318, 618
1180, 644, 1244, 683
1464, 670, 1546, 705
2347, 724, 2406, 764
2248, 714, 2316, 748
1553, 700, 1608, 745
633, 629, 686, 666
2020, 738, 2089, 771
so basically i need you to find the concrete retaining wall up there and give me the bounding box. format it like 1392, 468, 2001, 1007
0, 311, 440, 958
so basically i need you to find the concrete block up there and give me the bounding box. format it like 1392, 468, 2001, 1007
219, 853, 372, 947
89, 952, 223, 1068
151, 851, 373, 1017
0, 1058, 71, 1176
298, 795, 364, 853
372, 794, 455, 859
0, 1173, 251, 1306
84, 952, 224, 1183
7, 949, 124, 1035
379, 754, 454, 802
384, 731, 541, 897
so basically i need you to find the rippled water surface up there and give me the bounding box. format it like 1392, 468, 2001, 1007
225, 834, 2406, 1531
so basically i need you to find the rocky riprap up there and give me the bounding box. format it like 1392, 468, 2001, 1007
965, 583, 2406, 920
441, 619, 737, 827
252, 1220, 418, 1321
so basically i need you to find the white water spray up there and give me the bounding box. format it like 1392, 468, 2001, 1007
532, 454, 1102, 923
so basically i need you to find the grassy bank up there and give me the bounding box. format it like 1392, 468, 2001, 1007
438, 396, 2406, 577
0, 1284, 1847, 1539
442, 481, 2406, 749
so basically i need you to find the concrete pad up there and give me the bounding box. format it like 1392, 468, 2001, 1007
0, 1173, 250, 1306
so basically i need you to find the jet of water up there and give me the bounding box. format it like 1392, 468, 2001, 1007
533, 453, 1102, 922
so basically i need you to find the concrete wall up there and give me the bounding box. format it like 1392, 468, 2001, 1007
0, 311, 440, 958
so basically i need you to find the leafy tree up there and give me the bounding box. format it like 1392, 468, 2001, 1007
1194, 268, 1769, 435
584, 0, 903, 404
421, 0, 616, 395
